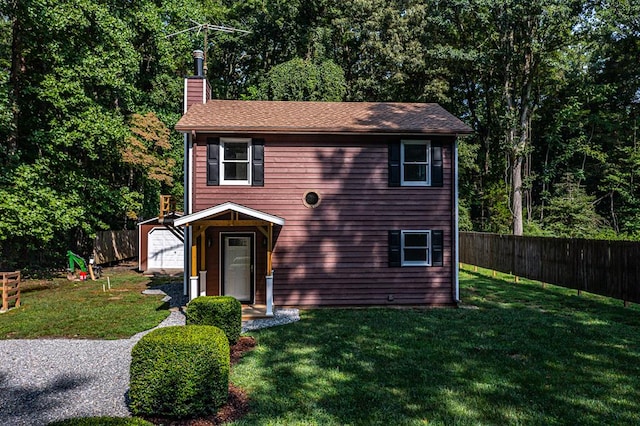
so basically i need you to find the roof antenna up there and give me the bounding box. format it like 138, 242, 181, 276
166, 21, 250, 74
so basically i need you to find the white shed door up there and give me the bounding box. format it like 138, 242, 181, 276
147, 228, 183, 270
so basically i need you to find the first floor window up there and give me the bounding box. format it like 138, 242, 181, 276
388, 229, 443, 267
221, 138, 251, 185
402, 230, 430, 266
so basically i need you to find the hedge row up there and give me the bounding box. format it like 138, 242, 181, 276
186, 296, 242, 344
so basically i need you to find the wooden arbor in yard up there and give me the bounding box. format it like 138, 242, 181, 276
173, 202, 285, 314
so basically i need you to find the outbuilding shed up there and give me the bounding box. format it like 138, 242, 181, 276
138, 215, 184, 274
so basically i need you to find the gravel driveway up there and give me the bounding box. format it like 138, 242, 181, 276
0, 311, 185, 426
0, 280, 300, 426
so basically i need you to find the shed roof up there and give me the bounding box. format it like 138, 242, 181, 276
175, 100, 472, 135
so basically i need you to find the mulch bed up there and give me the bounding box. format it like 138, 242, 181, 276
143, 336, 256, 425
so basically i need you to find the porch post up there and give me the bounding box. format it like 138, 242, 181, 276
189, 241, 198, 301
266, 273, 274, 316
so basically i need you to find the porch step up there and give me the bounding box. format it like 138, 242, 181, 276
242, 304, 270, 320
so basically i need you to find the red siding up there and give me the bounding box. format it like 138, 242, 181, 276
184, 78, 210, 111
138, 223, 155, 272
192, 134, 456, 306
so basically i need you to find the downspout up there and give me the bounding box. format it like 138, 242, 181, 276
183, 131, 190, 297
454, 137, 460, 303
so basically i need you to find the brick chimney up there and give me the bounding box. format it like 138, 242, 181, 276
183, 50, 211, 113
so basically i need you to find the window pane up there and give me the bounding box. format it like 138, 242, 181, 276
224, 162, 248, 180
229, 238, 248, 247
224, 143, 248, 160
405, 233, 428, 247
404, 164, 427, 182
404, 248, 427, 262
404, 144, 427, 162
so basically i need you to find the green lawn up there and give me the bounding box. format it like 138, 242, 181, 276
231, 268, 640, 425
0, 268, 170, 339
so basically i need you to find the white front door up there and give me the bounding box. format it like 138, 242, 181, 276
222, 234, 253, 302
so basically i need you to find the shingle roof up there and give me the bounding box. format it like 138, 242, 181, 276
175, 100, 473, 135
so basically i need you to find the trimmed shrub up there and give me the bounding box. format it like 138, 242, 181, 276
129, 325, 230, 418
186, 296, 242, 344
48, 417, 153, 426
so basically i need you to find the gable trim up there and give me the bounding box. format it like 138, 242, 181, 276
174, 202, 285, 227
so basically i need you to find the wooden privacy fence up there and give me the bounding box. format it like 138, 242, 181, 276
1, 271, 20, 312
93, 229, 138, 265
460, 232, 640, 304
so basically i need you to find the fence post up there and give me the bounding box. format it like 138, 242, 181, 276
2, 273, 7, 312
15, 272, 20, 308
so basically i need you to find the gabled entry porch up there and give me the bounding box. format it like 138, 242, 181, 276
174, 202, 285, 316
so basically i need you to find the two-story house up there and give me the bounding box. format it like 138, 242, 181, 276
173, 51, 472, 313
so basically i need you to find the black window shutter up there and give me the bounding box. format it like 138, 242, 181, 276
388, 142, 401, 187
206, 137, 219, 186
431, 142, 443, 187
388, 230, 401, 267
252, 139, 265, 187
432, 230, 443, 266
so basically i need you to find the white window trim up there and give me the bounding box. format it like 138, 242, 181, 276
401, 230, 431, 266
220, 137, 252, 186
401, 140, 431, 186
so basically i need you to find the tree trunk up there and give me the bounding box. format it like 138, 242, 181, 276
511, 153, 524, 235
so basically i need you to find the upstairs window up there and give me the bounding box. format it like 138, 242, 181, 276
221, 138, 251, 185
388, 140, 443, 187
401, 141, 430, 186
206, 137, 264, 186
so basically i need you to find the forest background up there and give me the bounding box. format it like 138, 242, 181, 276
1, 0, 639, 269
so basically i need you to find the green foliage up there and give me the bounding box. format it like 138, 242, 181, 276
248, 57, 346, 101
120, 112, 176, 220
48, 417, 153, 426
542, 174, 606, 238
129, 325, 230, 418
3, 0, 640, 267
186, 296, 242, 344
458, 198, 474, 232
478, 183, 512, 234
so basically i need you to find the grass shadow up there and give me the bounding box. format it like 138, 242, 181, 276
230, 271, 640, 425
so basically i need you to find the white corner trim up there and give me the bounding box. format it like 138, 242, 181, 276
454, 138, 460, 302
183, 78, 188, 114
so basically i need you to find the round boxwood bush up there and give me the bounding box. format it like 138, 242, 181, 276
129, 325, 230, 418
48, 417, 153, 425
186, 296, 242, 344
